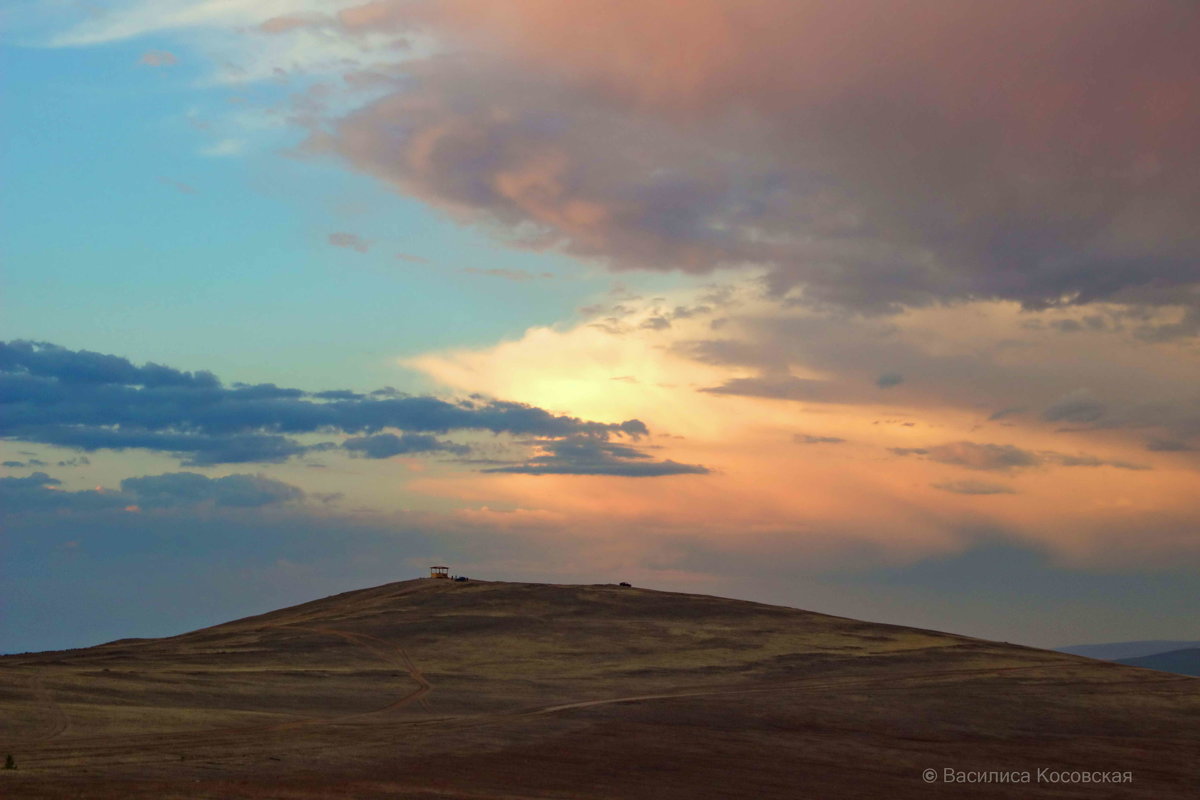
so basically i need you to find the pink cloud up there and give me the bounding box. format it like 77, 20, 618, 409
326, 0, 1200, 314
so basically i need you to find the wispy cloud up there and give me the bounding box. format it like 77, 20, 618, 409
139, 50, 178, 67
328, 231, 370, 253
200, 138, 245, 157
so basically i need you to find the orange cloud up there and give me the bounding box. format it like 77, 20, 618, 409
403, 287, 1200, 570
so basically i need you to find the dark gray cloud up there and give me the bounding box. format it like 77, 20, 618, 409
0, 470, 306, 516
21, 427, 312, 466
923, 442, 1041, 472
1145, 437, 1195, 453
988, 407, 1026, 422
0, 472, 126, 513
483, 437, 708, 477
875, 372, 904, 389
343, 432, 470, 459
1042, 390, 1107, 424
700, 374, 841, 403
932, 480, 1016, 496
120, 472, 304, 508
892, 441, 1148, 473
794, 434, 845, 445
0, 339, 217, 388
1051, 454, 1148, 471
0, 341, 653, 467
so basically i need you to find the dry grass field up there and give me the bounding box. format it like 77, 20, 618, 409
1, 579, 1197, 798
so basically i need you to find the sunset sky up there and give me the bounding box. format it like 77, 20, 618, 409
3, 0, 1198, 653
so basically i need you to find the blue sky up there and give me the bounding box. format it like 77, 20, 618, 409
2, 32, 653, 391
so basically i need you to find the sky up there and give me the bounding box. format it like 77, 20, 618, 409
2, 0, 1199, 653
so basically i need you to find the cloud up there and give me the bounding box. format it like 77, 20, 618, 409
3, 458, 48, 468
41, 3, 1200, 323
0, 472, 128, 514
0, 341, 659, 468
314, 0, 1200, 316
52, 0, 344, 46
343, 432, 469, 458
0, 339, 218, 387
1042, 390, 1107, 424
21, 427, 312, 467
932, 480, 1016, 496
794, 434, 844, 445
139, 50, 178, 67
120, 472, 304, 508
483, 436, 708, 477
200, 138, 246, 157
1050, 454, 1149, 471
1, 470, 305, 516
921, 442, 1041, 472
1145, 437, 1195, 453
640, 316, 671, 331
875, 372, 904, 389
328, 231, 370, 252
701, 374, 841, 403
892, 440, 1149, 473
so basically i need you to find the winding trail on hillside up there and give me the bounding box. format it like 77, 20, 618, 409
18, 672, 70, 744
507, 661, 1195, 719
278, 625, 434, 718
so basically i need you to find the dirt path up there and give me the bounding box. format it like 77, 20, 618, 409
510, 660, 1193, 720
11, 672, 71, 745
277, 625, 433, 718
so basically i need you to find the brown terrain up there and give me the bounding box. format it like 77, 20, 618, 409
1, 579, 1197, 799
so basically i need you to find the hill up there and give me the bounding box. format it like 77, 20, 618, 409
1116, 648, 1200, 678
1057, 640, 1200, 660
2, 579, 1198, 799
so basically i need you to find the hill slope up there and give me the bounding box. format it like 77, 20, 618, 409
2, 579, 1198, 799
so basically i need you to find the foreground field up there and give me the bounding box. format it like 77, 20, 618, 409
2, 579, 1197, 798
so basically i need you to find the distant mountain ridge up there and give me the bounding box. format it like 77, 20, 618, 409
1115, 648, 1200, 678
1056, 640, 1200, 661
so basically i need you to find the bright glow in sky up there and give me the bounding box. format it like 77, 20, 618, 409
3, 0, 1199, 653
